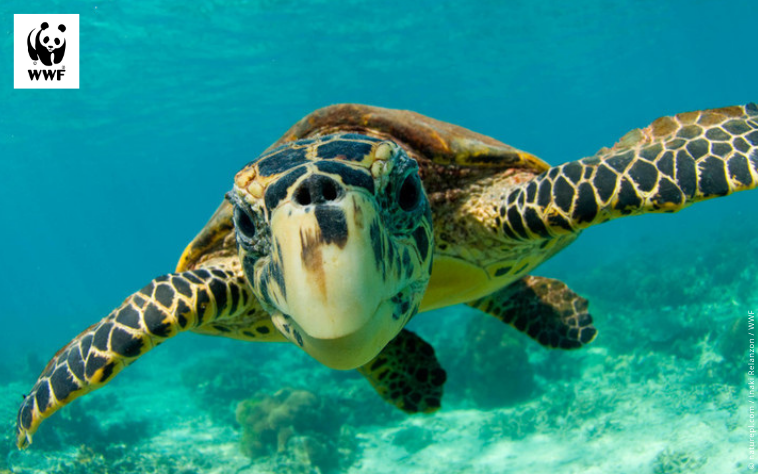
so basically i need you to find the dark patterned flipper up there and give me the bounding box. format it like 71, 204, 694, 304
16, 267, 256, 449
358, 329, 446, 414
499, 104, 758, 239
468, 275, 596, 349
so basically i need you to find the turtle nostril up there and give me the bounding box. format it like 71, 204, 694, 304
293, 174, 343, 206
294, 186, 312, 206
322, 179, 338, 201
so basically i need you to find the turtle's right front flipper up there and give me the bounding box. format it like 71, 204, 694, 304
15, 268, 254, 449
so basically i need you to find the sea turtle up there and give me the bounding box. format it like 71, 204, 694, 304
16, 103, 758, 448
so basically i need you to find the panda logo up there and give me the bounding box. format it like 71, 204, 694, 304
27, 22, 66, 67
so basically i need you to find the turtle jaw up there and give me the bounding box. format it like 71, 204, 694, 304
270, 279, 427, 370
270, 292, 404, 370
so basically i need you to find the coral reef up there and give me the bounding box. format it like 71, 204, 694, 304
236, 388, 356, 473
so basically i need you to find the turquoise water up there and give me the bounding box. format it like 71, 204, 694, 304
1, 1, 757, 472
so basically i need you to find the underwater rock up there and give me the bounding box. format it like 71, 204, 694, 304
236, 389, 322, 457
236, 388, 355, 473
457, 316, 536, 408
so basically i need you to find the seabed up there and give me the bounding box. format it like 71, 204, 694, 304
2, 225, 755, 474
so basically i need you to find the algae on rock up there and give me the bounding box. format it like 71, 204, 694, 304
236, 388, 356, 473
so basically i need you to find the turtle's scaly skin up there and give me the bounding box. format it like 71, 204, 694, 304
16, 103, 758, 449
468, 275, 593, 349
496, 104, 758, 238
15, 268, 265, 449
358, 329, 447, 413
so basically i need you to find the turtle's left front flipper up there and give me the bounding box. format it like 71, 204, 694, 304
358, 329, 447, 414
500, 104, 758, 238
15, 268, 255, 449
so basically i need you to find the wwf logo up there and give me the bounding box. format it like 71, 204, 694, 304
27, 22, 66, 66
14, 13, 79, 89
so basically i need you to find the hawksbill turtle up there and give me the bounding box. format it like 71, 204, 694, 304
16, 103, 758, 448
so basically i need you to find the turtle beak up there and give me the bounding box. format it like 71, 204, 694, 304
265, 185, 402, 369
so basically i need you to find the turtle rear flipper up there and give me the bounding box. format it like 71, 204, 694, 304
358, 329, 446, 414
15, 267, 256, 449
499, 104, 758, 238
468, 276, 596, 350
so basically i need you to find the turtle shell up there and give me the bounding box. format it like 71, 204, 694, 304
177, 104, 549, 271
274, 104, 548, 171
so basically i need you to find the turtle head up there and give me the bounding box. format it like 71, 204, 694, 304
231, 134, 433, 369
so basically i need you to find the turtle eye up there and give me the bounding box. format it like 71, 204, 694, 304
398, 174, 421, 212
234, 206, 256, 239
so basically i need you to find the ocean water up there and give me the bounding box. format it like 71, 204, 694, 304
1, 1, 757, 473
